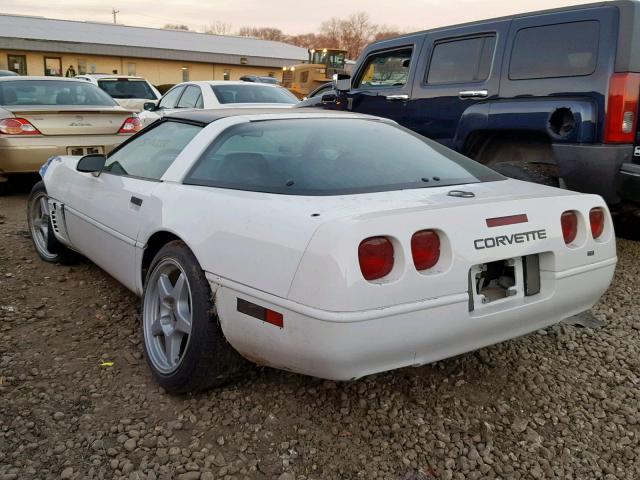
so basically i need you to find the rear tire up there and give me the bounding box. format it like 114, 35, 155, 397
26, 181, 77, 264
141, 240, 249, 393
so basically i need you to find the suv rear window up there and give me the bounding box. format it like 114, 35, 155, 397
185, 118, 502, 195
427, 35, 496, 84
98, 79, 157, 100
509, 21, 599, 80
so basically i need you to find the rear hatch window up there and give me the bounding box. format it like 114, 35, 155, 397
98, 79, 157, 100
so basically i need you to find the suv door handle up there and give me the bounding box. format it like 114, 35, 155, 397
459, 90, 488, 99
385, 94, 409, 101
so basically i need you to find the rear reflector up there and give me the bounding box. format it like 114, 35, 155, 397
411, 230, 440, 271
561, 211, 578, 244
358, 236, 394, 281
237, 298, 283, 328
589, 207, 605, 239
486, 214, 528, 228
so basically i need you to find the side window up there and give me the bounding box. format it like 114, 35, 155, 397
104, 121, 202, 180
177, 85, 202, 109
354, 48, 413, 88
509, 21, 599, 80
158, 86, 184, 109
427, 35, 496, 84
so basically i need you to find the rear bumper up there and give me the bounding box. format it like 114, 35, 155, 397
0, 135, 128, 175
552, 143, 637, 205
616, 163, 640, 204
210, 256, 616, 381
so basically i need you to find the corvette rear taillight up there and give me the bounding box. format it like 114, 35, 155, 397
590, 207, 605, 239
118, 117, 142, 134
604, 73, 640, 143
411, 230, 440, 271
561, 211, 578, 244
358, 236, 394, 281
0, 118, 41, 135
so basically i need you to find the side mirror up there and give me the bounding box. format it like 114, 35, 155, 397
321, 93, 338, 104
77, 154, 106, 175
143, 101, 158, 111
332, 73, 351, 92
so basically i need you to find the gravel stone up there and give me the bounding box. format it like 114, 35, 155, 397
1, 192, 640, 480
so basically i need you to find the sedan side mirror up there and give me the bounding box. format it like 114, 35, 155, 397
143, 101, 158, 111
332, 73, 351, 92
77, 154, 106, 176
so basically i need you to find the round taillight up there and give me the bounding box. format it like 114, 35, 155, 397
561, 211, 578, 244
411, 229, 440, 271
589, 207, 605, 239
358, 236, 394, 281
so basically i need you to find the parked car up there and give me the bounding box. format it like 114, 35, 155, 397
303, 0, 640, 216
0, 70, 18, 77
0, 76, 140, 194
138, 81, 298, 126
239, 75, 279, 84
76, 74, 161, 112
30, 109, 616, 393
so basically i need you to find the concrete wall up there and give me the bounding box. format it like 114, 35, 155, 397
0, 50, 284, 85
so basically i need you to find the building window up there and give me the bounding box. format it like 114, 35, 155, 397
182, 66, 189, 82
77, 59, 87, 75
223, 69, 231, 81
44, 57, 62, 76
7, 54, 27, 75
90, 63, 97, 73
128, 62, 136, 76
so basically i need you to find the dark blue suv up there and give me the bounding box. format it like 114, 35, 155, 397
302, 1, 640, 215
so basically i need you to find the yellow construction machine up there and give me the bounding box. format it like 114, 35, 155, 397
282, 48, 348, 99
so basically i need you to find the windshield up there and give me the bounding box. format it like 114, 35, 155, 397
211, 84, 298, 105
98, 79, 157, 100
0, 80, 117, 106
312, 51, 346, 69
185, 118, 503, 195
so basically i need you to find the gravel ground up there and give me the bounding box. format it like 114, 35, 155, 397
1, 191, 639, 480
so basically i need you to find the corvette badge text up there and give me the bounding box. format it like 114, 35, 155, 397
474, 229, 548, 250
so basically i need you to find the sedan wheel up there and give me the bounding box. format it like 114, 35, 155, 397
143, 259, 193, 374
27, 181, 76, 264
141, 240, 249, 393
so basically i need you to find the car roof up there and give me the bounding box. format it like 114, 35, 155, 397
0, 76, 92, 83
165, 107, 385, 124
78, 74, 147, 80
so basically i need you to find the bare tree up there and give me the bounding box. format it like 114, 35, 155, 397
238, 27, 285, 42
163, 24, 190, 31
203, 21, 233, 35
373, 25, 404, 42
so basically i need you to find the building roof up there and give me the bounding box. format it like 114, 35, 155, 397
0, 14, 308, 68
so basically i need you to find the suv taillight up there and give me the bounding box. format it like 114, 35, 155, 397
589, 207, 605, 239
118, 117, 142, 134
561, 211, 578, 245
411, 230, 440, 271
358, 236, 394, 281
0, 118, 41, 135
604, 73, 640, 143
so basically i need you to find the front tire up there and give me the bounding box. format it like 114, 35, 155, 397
141, 240, 248, 393
26, 181, 76, 264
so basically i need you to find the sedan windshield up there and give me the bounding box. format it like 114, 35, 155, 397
211, 84, 298, 104
0, 80, 117, 106
98, 79, 157, 100
185, 118, 503, 195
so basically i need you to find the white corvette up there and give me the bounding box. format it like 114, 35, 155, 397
29, 109, 617, 393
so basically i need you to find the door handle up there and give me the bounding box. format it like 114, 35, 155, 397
458, 90, 488, 99
130, 196, 143, 207
385, 94, 409, 101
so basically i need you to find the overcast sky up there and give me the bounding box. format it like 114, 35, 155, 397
0, 0, 590, 35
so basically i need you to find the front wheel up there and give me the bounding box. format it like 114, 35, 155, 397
141, 240, 249, 393
27, 181, 76, 264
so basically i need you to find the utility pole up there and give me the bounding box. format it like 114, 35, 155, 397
112, 8, 119, 24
